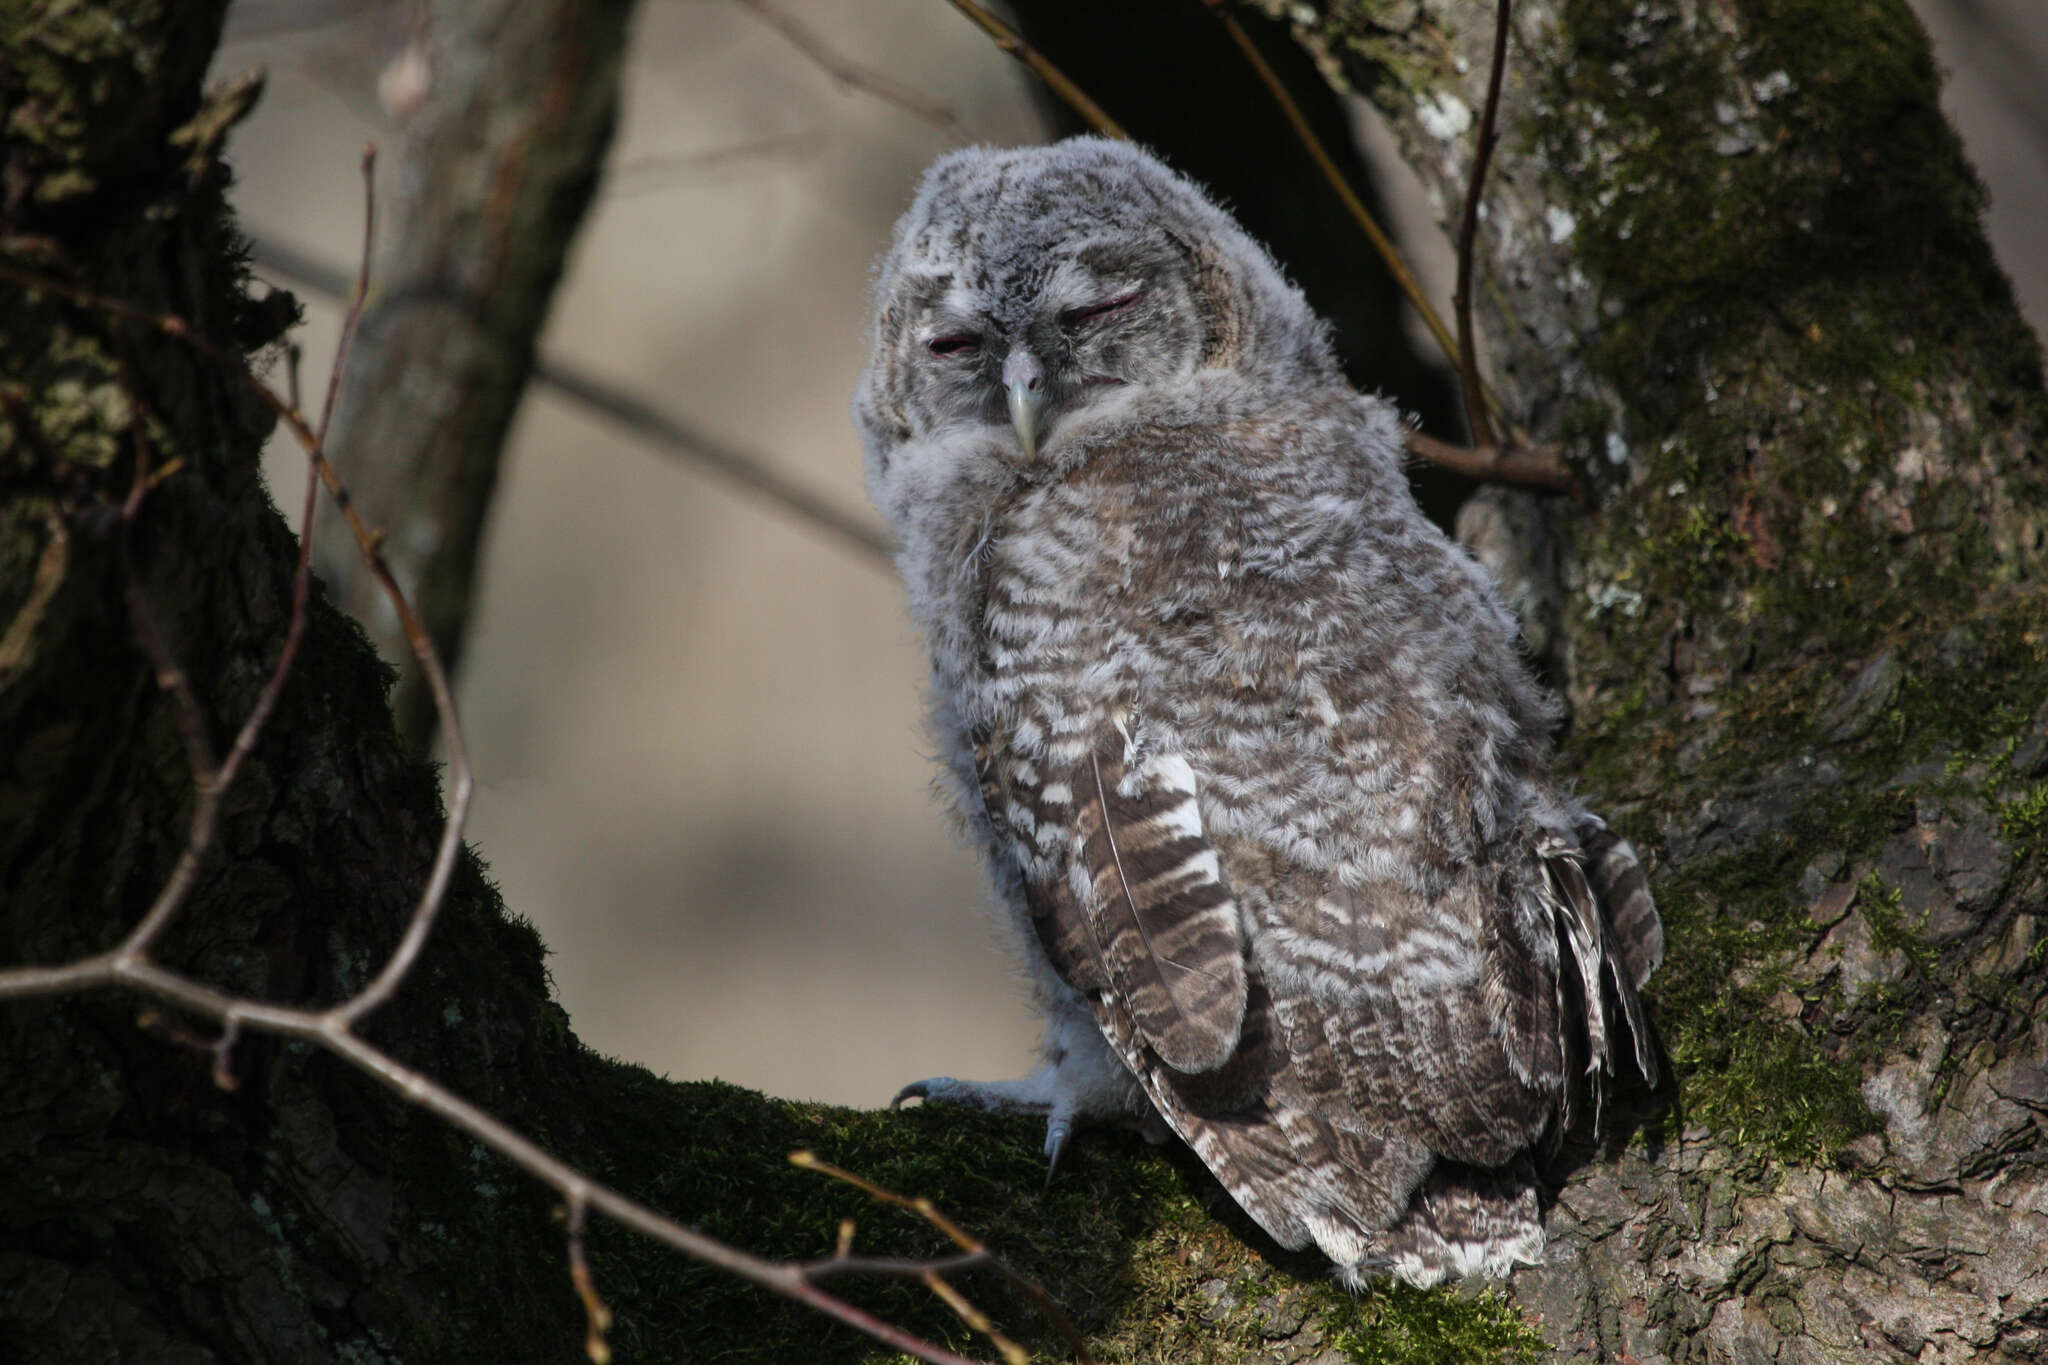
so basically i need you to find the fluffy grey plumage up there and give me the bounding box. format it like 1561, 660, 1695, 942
856, 136, 1661, 1288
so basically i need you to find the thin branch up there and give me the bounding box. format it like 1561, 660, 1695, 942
1404, 429, 1578, 500
938, 0, 1128, 140
1198, 1, 1476, 396
801, 1250, 992, 1284
604, 130, 827, 197
735, 0, 960, 132
114, 571, 228, 960
240, 233, 896, 566
318, 144, 378, 446
794, 1150, 1098, 1365
0, 496, 70, 686
924, 1271, 1029, 1365
1454, 0, 1511, 449
565, 1193, 615, 1365
3, 165, 472, 1033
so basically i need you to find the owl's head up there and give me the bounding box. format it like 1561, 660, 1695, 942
854, 138, 1338, 507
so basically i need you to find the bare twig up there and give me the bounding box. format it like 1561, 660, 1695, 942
925, 1271, 1027, 1365
0, 497, 69, 686
801, 1250, 992, 1284
564, 1194, 616, 1365
1454, 0, 1512, 449
938, 0, 1128, 140
0, 256, 1007, 1365
1198, 1, 1476, 398
318, 144, 378, 445
240, 233, 896, 565
794, 1150, 1097, 1365
604, 130, 827, 197
736, 0, 960, 132
1404, 429, 1578, 500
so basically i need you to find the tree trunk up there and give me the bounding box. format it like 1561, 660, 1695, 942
1, 3, 2041, 1364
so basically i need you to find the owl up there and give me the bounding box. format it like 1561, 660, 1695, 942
854, 137, 1662, 1287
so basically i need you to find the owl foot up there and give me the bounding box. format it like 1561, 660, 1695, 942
891, 1070, 1081, 1179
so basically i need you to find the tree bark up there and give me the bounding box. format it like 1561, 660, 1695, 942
1, 3, 2042, 1364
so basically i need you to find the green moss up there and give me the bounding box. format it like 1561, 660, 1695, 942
1639, 837, 1881, 1164
1538, 0, 2046, 695
1307, 3, 1454, 100
1856, 871, 1939, 978
1299, 0, 2048, 1202
517, 1068, 1160, 1363
1582, 594, 2048, 1161
1320, 1281, 1546, 1365
353, 1049, 1546, 1364
1996, 780, 2048, 865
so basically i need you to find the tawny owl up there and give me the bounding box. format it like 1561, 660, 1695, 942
854, 136, 1661, 1287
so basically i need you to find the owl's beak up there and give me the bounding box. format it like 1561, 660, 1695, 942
1003, 348, 1046, 461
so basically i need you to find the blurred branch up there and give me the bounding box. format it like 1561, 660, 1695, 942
605, 129, 829, 196
1944, 0, 2048, 157
247, 233, 895, 565
1198, 1, 1480, 416
221, 0, 387, 45
313, 0, 638, 754
735, 0, 962, 133
938, 0, 1129, 140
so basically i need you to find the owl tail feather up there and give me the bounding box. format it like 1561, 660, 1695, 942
1177, 1102, 1543, 1289
1346, 1159, 1546, 1290
1176, 1103, 1434, 1271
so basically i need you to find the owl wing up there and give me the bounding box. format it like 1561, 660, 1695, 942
980, 732, 1247, 1075
1249, 826, 1658, 1165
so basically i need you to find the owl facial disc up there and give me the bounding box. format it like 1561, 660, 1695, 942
1003, 347, 1046, 461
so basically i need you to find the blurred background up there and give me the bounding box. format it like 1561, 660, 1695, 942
212, 0, 2047, 1107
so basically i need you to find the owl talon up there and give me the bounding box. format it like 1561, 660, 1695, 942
1043, 1110, 1075, 1186
891, 1078, 947, 1108
892, 1076, 1048, 1115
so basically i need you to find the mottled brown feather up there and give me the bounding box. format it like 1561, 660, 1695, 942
1073, 741, 1247, 1074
